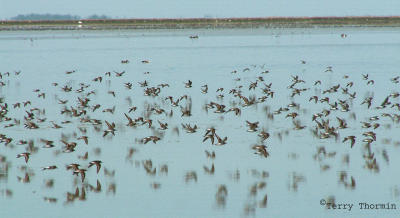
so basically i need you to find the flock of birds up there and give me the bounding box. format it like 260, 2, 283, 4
1, 55, 400, 214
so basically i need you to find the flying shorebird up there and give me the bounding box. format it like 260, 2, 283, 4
246, 121, 259, 132
158, 120, 168, 130
88, 160, 102, 174
103, 120, 116, 137
201, 85, 208, 93
16, 152, 30, 163
40, 139, 55, 148
42, 165, 57, 170
182, 123, 197, 133
343, 136, 356, 148
142, 136, 161, 144
184, 80, 192, 88
73, 169, 87, 182
215, 134, 227, 145
124, 113, 137, 127
203, 134, 215, 144
258, 130, 270, 141
66, 163, 80, 171
226, 107, 241, 115
252, 145, 269, 158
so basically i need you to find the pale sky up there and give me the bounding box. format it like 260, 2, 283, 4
1, 0, 399, 20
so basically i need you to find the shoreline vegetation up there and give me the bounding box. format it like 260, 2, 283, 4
1, 16, 400, 31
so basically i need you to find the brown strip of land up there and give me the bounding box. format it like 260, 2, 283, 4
1, 16, 400, 31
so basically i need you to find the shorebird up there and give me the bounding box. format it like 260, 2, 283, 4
61, 140, 77, 152
124, 113, 137, 127
252, 145, 269, 158
88, 160, 102, 174
336, 117, 348, 129
102, 105, 115, 114
158, 83, 169, 88
201, 85, 208, 94
343, 136, 356, 148
66, 163, 80, 171
213, 103, 226, 113
158, 120, 168, 130
93, 76, 102, 82
182, 123, 197, 133
184, 80, 192, 88
309, 96, 318, 103
246, 121, 259, 132
258, 130, 270, 141
42, 165, 57, 170
286, 112, 298, 119
143, 119, 152, 128
166, 96, 180, 107
40, 139, 55, 148
103, 120, 116, 136
128, 106, 137, 113
362, 131, 376, 141
16, 152, 30, 163
226, 107, 241, 115
203, 133, 215, 144
142, 136, 161, 144
73, 169, 87, 182
215, 134, 227, 145
108, 91, 116, 97
115, 71, 125, 77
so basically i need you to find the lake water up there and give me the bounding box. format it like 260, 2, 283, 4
1, 27, 400, 218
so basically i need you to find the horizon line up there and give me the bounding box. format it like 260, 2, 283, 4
2, 15, 400, 22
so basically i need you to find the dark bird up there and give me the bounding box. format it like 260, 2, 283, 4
343, 136, 356, 148
61, 140, 77, 152
103, 120, 116, 137
16, 152, 30, 163
88, 160, 102, 174
73, 169, 87, 182
215, 134, 227, 146
184, 80, 192, 88
252, 145, 269, 157
258, 130, 270, 141
182, 123, 197, 133
42, 165, 57, 170
66, 163, 80, 171
246, 121, 259, 132
158, 120, 168, 130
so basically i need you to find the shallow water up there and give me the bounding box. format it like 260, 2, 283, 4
1, 27, 400, 218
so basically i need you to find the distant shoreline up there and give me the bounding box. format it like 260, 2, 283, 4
1, 16, 400, 31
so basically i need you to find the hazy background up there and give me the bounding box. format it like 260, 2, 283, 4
1, 0, 400, 20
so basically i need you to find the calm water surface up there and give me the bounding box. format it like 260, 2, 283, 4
1, 27, 400, 218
